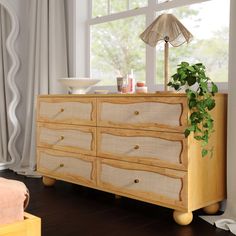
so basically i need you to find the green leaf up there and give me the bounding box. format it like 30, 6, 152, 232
189, 98, 197, 109
172, 74, 179, 81
184, 129, 191, 137
187, 66, 195, 72
173, 84, 180, 90
180, 62, 189, 67
194, 136, 203, 141
211, 82, 218, 94
187, 76, 196, 86
202, 149, 208, 157
206, 99, 215, 110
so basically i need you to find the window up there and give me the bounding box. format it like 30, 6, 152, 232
85, 0, 230, 91
156, 0, 230, 85
90, 15, 146, 86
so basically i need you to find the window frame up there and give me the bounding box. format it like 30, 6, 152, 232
78, 0, 229, 92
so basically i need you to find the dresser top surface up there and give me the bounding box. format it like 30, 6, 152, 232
38, 92, 226, 99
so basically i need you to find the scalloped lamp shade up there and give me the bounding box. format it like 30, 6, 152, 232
140, 13, 193, 91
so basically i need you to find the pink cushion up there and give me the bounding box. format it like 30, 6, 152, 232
0, 177, 29, 226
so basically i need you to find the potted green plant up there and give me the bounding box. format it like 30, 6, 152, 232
167, 62, 218, 157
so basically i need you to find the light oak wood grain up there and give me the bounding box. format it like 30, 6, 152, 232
187, 95, 227, 211
36, 93, 227, 225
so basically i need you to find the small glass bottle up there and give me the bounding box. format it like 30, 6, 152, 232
127, 69, 135, 93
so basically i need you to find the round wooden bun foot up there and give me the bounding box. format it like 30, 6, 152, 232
42, 176, 56, 186
173, 210, 193, 225
203, 202, 220, 214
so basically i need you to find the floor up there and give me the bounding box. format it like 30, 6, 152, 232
0, 169, 234, 236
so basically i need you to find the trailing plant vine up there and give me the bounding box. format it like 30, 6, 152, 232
167, 62, 218, 157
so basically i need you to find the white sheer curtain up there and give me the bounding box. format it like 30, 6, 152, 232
12, 0, 69, 175
0, 5, 11, 170
201, 0, 236, 234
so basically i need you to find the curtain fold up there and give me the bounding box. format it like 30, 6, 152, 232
12, 0, 68, 175
0, 6, 11, 169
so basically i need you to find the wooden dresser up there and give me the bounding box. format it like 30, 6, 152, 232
36, 93, 227, 225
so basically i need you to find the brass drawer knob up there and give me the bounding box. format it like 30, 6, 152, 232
59, 163, 64, 168
134, 179, 139, 184
60, 136, 64, 140
60, 108, 65, 112
134, 111, 139, 115
134, 145, 139, 150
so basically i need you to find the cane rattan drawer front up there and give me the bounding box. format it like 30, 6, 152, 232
97, 127, 187, 170
37, 148, 96, 186
97, 158, 187, 210
37, 123, 96, 156
97, 97, 188, 132
37, 97, 96, 126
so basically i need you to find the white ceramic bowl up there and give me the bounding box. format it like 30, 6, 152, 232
58, 77, 101, 94
94, 90, 109, 94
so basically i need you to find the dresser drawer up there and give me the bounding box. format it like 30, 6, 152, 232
37, 123, 96, 156
37, 97, 96, 126
97, 158, 187, 210
97, 127, 187, 170
97, 97, 188, 132
37, 149, 96, 186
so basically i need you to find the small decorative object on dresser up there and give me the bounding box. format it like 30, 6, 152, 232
36, 93, 227, 225
57, 77, 101, 94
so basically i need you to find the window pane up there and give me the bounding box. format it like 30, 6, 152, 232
110, 0, 127, 14
92, 0, 107, 17
110, 0, 148, 14
91, 16, 146, 86
156, 0, 230, 84
130, 0, 148, 9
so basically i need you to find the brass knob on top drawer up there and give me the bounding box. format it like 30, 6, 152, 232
60, 108, 65, 112
134, 179, 139, 184
134, 111, 139, 115
60, 136, 64, 140
134, 145, 139, 150
59, 163, 64, 168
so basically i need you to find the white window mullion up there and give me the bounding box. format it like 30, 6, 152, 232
89, 7, 148, 25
